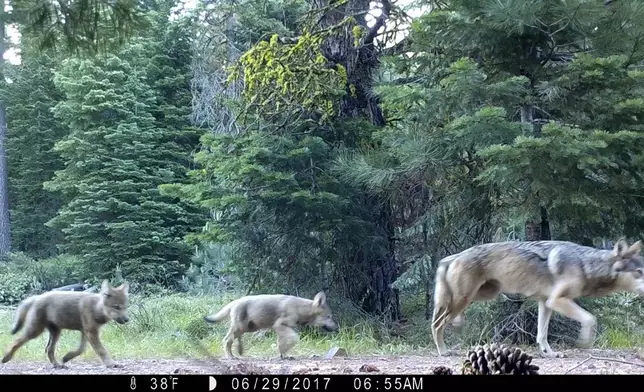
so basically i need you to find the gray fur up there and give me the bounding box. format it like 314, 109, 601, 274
2, 280, 130, 368
431, 239, 644, 358
204, 292, 339, 359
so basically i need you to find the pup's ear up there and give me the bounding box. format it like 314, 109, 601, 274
101, 279, 110, 293
612, 238, 629, 258
118, 282, 129, 296
622, 240, 642, 259
312, 291, 327, 308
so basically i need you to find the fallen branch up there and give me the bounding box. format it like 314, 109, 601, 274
589, 355, 644, 368
564, 355, 592, 374
565, 355, 644, 374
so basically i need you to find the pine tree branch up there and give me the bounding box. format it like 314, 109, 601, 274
382, 36, 412, 56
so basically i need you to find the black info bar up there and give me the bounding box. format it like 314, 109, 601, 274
0, 374, 636, 391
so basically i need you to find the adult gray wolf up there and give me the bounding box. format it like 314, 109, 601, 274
431, 239, 644, 358
2, 280, 130, 368
204, 291, 339, 359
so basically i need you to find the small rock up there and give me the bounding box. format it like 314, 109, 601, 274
343, 368, 353, 374
225, 363, 267, 375
173, 368, 198, 374
292, 366, 310, 375
325, 347, 348, 359
587, 364, 596, 369
359, 364, 380, 373
311, 367, 319, 371
636, 348, 644, 360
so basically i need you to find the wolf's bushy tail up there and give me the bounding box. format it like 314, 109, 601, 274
204, 301, 234, 324
10, 296, 36, 335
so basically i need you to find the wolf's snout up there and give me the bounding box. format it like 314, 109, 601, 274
323, 323, 339, 333
115, 316, 130, 324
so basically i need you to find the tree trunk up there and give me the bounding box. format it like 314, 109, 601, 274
314, 0, 400, 319
521, 107, 551, 242
0, 5, 11, 258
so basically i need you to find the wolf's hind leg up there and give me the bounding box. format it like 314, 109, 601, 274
236, 335, 244, 356
222, 325, 237, 358
431, 305, 451, 356
45, 326, 65, 368
2, 314, 45, 364
432, 293, 474, 357
451, 314, 464, 334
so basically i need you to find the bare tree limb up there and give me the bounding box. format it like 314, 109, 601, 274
363, 0, 393, 46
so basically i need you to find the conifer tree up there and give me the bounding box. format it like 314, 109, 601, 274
46, 34, 203, 285
4, 38, 66, 258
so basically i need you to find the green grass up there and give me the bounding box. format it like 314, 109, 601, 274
0, 293, 417, 364
2, 292, 643, 364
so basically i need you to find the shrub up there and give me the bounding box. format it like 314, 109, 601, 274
26, 254, 89, 290
0, 272, 39, 305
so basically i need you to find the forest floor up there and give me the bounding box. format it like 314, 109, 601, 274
2, 348, 644, 374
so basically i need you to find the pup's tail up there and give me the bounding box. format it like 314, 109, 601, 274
204, 302, 234, 324
10, 296, 36, 335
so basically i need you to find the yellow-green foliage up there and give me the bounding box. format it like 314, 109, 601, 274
228, 31, 348, 122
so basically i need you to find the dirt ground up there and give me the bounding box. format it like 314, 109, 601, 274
2, 348, 644, 375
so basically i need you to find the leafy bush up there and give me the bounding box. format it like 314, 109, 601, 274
26, 254, 89, 290
0, 272, 39, 305
179, 243, 239, 296
0, 252, 91, 305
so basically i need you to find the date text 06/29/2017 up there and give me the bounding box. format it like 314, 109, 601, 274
230, 376, 331, 391
227, 376, 423, 391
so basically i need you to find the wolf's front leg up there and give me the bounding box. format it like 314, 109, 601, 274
85, 328, 121, 368
546, 297, 596, 350
274, 324, 299, 360
536, 301, 565, 358
62, 332, 88, 364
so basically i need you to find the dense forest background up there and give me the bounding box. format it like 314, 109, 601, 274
1, 0, 644, 350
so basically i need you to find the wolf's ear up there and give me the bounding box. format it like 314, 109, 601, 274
101, 279, 110, 293
119, 282, 129, 295
612, 239, 629, 258
622, 240, 642, 259
312, 291, 327, 308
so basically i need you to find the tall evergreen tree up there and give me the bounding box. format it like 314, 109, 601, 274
45, 33, 204, 285
4, 38, 66, 258
0, 0, 148, 258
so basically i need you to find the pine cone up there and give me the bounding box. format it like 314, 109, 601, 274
432, 366, 453, 375
461, 343, 540, 375
461, 362, 475, 375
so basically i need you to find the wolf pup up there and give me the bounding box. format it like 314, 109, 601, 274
431, 239, 644, 358
204, 291, 339, 359
2, 280, 130, 368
